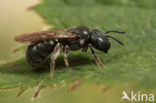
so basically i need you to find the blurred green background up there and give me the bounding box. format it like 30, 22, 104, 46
0, 0, 156, 103
0, 0, 48, 61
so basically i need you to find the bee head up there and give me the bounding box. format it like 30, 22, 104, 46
90, 29, 125, 53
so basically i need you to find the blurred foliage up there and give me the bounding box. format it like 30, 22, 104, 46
0, 0, 156, 91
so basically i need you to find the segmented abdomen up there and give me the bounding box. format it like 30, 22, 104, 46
26, 40, 56, 68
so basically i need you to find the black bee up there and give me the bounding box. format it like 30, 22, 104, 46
14, 26, 125, 80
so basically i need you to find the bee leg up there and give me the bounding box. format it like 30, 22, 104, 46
81, 45, 89, 52
89, 44, 104, 69
64, 45, 72, 72
49, 43, 62, 80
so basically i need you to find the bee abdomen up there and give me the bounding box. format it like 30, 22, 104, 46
26, 40, 56, 68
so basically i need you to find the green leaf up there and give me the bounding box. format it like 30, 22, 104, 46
0, 0, 156, 90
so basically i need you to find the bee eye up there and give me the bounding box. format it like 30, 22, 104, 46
98, 37, 103, 42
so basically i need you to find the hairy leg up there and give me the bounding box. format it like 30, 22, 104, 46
64, 45, 72, 72
89, 44, 104, 68
49, 43, 62, 80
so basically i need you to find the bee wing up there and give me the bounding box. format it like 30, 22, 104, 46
14, 29, 78, 43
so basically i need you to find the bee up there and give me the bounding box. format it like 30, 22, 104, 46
14, 26, 125, 80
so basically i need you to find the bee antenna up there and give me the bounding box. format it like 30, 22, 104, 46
106, 35, 124, 45
105, 31, 125, 34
